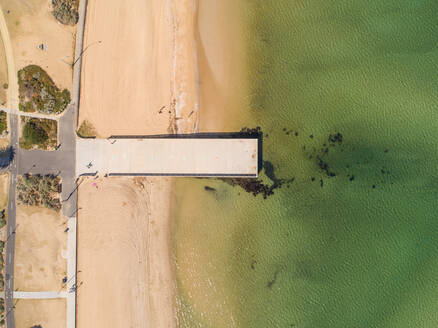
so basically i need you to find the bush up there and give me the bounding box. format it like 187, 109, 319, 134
77, 120, 96, 138
23, 120, 48, 144
0, 111, 6, 135
20, 118, 57, 150
52, 0, 79, 25
0, 209, 6, 229
18, 65, 70, 114
17, 174, 62, 211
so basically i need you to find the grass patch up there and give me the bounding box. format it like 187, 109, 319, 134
0, 209, 5, 229
0, 241, 4, 293
20, 117, 57, 150
0, 112, 6, 135
18, 65, 70, 114
52, 0, 79, 25
77, 120, 96, 138
17, 174, 61, 211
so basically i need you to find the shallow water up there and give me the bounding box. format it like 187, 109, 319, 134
173, 1, 438, 327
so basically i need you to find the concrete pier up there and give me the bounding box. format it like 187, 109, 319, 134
76, 137, 258, 177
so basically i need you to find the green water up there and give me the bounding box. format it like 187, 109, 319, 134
173, 0, 438, 327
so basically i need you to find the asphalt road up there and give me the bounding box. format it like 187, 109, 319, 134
5, 113, 18, 328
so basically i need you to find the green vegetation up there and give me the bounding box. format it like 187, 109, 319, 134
52, 0, 79, 25
0, 209, 5, 229
0, 240, 4, 293
2, 84, 7, 89
77, 120, 96, 138
18, 65, 70, 114
17, 174, 61, 211
0, 112, 6, 135
20, 117, 57, 150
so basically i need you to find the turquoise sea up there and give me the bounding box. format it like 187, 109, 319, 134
173, 0, 438, 327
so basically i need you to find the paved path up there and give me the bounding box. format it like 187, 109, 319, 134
77, 138, 258, 177
0, 3, 20, 327
13, 291, 67, 299
0, 106, 62, 121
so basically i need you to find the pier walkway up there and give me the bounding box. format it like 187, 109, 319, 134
76, 137, 258, 177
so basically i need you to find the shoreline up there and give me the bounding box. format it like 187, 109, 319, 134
170, 0, 251, 325
76, 0, 249, 326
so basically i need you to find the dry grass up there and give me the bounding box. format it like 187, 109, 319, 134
1, 0, 75, 91
77, 120, 96, 138
0, 35, 7, 106
14, 205, 67, 291
14, 299, 66, 328
17, 174, 61, 211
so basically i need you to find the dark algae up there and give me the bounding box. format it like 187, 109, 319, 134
221, 160, 294, 199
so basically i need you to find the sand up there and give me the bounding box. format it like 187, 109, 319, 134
77, 177, 174, 328
14, 205, 67, 291
14, 298, 66, 328
0, 0, 75, 91
76, 1, 248, 327
170, 0, 199, 133
0, 34, 7, 105
79, 0, 173, 137
0, 173, 8, 208
196, 0, 250, 132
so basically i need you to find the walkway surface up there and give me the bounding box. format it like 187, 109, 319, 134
13, 291, 67, 299
0, 106, 61, 121
77, 137, 259, 177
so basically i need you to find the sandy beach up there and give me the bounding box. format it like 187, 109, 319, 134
196, 0, 250, 132
79, 0, 173, 137
77, 177, 174, 328
76, 1, 179, 326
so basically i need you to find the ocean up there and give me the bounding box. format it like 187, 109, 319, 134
173, 0, 438, 327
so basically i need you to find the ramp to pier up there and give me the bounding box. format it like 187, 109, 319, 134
76, 137, 258, 177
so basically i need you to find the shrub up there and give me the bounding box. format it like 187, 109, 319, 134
23, 120, 48, 145
52, 0, 79, 25
17, 174, 62, 211
18, 65, 70, 114
0, 209, 6, 229
0, 111, 6, 135
77, 120, 96, 138
20, 118, 57, 150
